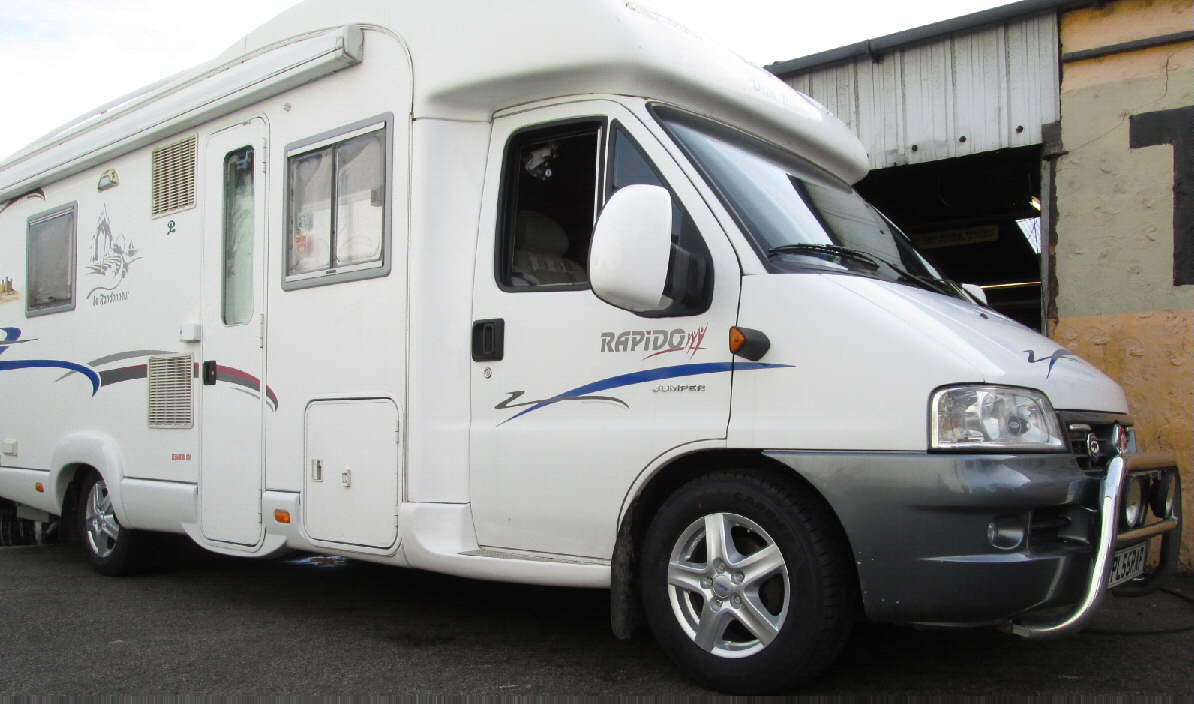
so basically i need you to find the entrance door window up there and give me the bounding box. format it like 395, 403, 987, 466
222, 146, 255, 325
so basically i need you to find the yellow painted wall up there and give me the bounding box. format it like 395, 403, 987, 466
1053, 312, 1193, 567
1056, 0, 1192, 567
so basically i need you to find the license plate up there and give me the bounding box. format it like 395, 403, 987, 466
1108, 542, 1147, 588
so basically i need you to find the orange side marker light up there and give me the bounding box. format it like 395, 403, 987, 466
274, 509, 291, 524
728, 326, 770, 361
34, 482, 45, 493
729, 326, 747, 355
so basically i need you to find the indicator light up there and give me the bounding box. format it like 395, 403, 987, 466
728, 326, 770, 361
274, 509, 291, 524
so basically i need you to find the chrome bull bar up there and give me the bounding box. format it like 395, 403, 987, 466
1008, 452, 1183, 639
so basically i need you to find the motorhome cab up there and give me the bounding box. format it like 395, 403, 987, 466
0, 0, 1182, 693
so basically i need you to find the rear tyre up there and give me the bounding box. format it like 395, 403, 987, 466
640, 471, 855, 694
77, 471, 143, 576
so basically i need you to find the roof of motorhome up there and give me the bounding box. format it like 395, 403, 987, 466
0, 0, 869, 201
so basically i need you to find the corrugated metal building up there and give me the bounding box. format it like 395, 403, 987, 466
772, 8, 1060, 170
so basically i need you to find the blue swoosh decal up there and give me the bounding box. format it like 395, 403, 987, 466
500, 361, 791, 424
0, 360, 100, 395
0, 327, 21, 356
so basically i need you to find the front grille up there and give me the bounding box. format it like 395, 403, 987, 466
1058, 411, 1131, 472
1028, 506, 1074, 546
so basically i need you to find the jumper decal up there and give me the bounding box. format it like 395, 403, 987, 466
85, 206, 142, 305
496, 361, 791, 425
600, 325, 708, 359
653, 383, 705, 393
1025, 348, 1075, 378
0, 328, 100, 394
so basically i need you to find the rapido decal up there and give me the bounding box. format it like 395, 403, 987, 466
601, 325, 708, 359
85, 206, 142, 306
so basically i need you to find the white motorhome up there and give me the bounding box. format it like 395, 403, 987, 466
0, 0, 1182, 693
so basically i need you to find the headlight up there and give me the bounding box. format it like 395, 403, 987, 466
930, 385, 1065, 451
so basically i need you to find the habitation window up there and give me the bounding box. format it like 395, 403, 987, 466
497, 120, 602, 289
284, 115, 392, 290
26, 202, 77, 316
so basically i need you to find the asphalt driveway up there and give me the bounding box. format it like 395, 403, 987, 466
1, 543, 1190, 695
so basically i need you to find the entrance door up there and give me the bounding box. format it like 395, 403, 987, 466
199, 118, 268, 545
468, 101, 742, 558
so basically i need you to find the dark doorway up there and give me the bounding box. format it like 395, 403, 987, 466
857, 145, 1043, 330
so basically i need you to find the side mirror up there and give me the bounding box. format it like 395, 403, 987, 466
961, 283, 988, 306
589, 184, 672, 313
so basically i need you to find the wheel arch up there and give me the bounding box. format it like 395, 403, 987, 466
610, 448, 860, 639
50, 433, 128, 523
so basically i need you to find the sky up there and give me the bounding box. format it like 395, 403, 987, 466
0, 0, 1013, 161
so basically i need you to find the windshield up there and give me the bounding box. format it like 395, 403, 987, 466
654, 106, 960, 297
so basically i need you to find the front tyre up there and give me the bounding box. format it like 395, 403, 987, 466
78, 471, 143, 576
640, 471, 855, 694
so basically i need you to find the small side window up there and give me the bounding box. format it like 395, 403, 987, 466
222, 146, 255, 325
605, 124, 713, 317
497, 120, 603, 289
26, 202, 77, 317
284, 115, 391, 290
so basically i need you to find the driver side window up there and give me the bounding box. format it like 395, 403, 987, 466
493, 117, 713, 316
496, 120, 602, 289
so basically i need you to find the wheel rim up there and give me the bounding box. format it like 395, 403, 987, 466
666, 512, 789, 659
85, 478, 120, 559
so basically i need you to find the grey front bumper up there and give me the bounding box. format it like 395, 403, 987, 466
764, 450, 1182, 632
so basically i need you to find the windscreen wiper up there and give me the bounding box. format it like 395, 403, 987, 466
766, 243, 880, 272
769, 243, 959, 298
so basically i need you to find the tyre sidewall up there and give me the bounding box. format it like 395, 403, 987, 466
77, 472, 139, 576
641, 472, 849, 693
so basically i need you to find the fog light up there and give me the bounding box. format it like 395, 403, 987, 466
1122, 477, 1146, 528
1150, 473, 1175, 518
988, 515, 1026, 550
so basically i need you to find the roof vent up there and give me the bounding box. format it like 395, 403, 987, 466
147, 353, 194, 429
151, 135, 196, 217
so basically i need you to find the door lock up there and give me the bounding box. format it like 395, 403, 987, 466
340, 468, 352, 488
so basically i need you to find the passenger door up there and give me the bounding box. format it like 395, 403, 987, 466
199, 118, 268, 546
468, 101, 741, 558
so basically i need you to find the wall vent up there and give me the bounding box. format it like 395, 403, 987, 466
151, 136, 196, 216
147, 354, 194, 429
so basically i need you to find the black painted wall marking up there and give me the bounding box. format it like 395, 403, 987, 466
1129, 106, 1193, 286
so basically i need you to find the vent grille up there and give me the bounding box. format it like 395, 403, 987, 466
147, 354, 194, 429
151, 136, 197, 216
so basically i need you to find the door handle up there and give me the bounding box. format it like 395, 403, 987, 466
202, 360, 218, 385
471, 319, 505, 362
